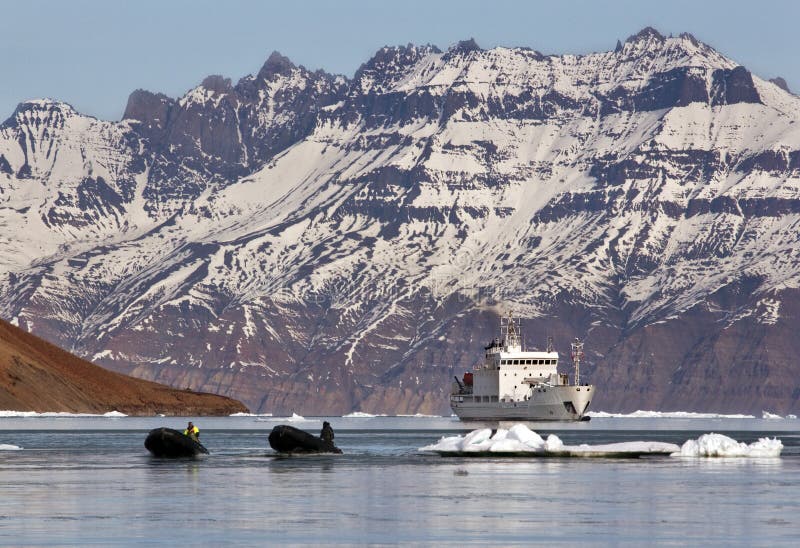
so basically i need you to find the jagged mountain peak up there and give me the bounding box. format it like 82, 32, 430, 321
2, 99, 81, 128
678, 31, 701, 46
449, 37, 481, 54
356, 43, 441, 74
200, 74, 234, 94
122, 89, 174, 127
257, 51, 296, 80
616, 26, 722, 64
353, 43, 441, 93
625, 26, 666, 44
770, 76, 792, 94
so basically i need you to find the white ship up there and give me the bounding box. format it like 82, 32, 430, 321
450, 314, 593, 421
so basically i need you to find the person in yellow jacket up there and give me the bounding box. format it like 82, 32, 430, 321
184, 421, 200, 441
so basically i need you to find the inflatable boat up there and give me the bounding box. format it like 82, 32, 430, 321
268, 425, 342, 454
145, 427, 209, 457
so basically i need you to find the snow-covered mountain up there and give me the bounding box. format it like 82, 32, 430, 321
2, 28, 800, 414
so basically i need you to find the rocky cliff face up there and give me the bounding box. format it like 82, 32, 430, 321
2, 28, 800, 415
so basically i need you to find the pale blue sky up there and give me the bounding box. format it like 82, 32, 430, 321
1, 0, 798, 121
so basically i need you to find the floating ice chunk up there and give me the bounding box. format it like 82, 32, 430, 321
0, 444, 22, 450
422, 434, 463, 453
343, 412, 379, 418
287, 413, 306, 422
489, 428, 508, 441
507, 424, 545, 448
544, 434, 564, 451
419, 424, 679, 457
462, 428, 495, 452
787, 414, 798, 419
761, 411, 783, 419
230, 412, 274, 417
673, 433, 783, 457
489, 438, 526, 452
103, 411, 127, 418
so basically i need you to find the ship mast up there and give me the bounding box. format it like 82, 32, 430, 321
500, 312, 521, 350
571, 338, 584, 385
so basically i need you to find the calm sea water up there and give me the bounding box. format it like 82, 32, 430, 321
1, 415, 799, 546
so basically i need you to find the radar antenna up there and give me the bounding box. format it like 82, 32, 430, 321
571, 338, 584, 385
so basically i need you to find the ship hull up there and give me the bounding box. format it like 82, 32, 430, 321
451, 385, 594, 421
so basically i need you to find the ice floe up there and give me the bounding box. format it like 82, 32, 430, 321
420, 425, 783, 458
420, 425, 679, 457
0, 411, 127, 418
229, 412, 274, 417
673, 433, 783, 457
0, 444, 22, 450
256, 412, 308, 423
588, 410, 755, 419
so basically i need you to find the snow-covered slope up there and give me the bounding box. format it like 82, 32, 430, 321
2, 28, 800, 414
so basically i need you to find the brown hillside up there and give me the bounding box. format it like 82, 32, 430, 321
0, 319, 248, 415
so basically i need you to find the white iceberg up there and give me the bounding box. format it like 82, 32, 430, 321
0, 444, 22, 450
420, 424, 679, 457
673, 433, 783, 457
421, 426, 782, 458
103, 411, 127, 418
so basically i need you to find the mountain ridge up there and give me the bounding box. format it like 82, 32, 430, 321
2, 28, 800, 414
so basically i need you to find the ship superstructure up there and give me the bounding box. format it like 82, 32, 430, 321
450, 314, 593, 421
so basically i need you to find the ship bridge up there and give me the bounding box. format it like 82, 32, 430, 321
471, 316, 564, 402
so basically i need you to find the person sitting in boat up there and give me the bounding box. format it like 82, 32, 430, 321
184, 421, 200, 441
320, 421, 334, 444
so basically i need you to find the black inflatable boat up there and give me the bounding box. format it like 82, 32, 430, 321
145, 427, 209, 458
268, 425, 342, 454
